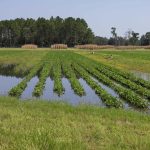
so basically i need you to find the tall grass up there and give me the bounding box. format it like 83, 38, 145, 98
0, 97, 150, 150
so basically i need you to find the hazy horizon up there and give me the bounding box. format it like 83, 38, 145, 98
0, 0, 149, 37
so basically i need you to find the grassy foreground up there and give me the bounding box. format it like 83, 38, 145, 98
0, 97, 150, 150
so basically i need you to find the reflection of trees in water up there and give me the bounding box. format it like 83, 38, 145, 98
0, 63, 27, 77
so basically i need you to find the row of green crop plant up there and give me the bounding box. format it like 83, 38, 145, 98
9, 63, 43, 97
95, 65, 150, 100
73, 52, 150, 90
8, 51, 54, 97
94, 60, 150, 89
51, 60, 64, 96
7, 51, 150, 109
62, 61, 85, 96
33, 63, 52, 97
72, 63, 123, 108
78, 62, 149, 108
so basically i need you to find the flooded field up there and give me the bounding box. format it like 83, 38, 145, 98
0, 74, 149, 114
0, 51, 150, 114
0, 75, 105, 106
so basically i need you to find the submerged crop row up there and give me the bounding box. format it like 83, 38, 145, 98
8, 51, 150, 109
97, 62, 150, 90
83, 64, 148, 108
9, 63, 43, 97
72, 63, 123, 108
52, 60, 64, 96
62, 61, 85, 96
33, 63, 52, 97
96, 66, 150, 99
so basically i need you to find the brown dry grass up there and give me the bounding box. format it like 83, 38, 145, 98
21, 44, 38, 49
75, 44, 99, 50
115, 46, 148, 49
75, 45, 150, 50
75, 44, 114, 50
51, 44, 68, 49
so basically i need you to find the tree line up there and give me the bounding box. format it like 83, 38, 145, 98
0, 17, 94, 47
0, 17, 150, 47
95, 28, 150, 46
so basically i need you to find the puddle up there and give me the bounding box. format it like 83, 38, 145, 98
21, 76, 39, 99
91, 76, 133, 109
91, 77, 119, 98
0, 75, 22, 95
0, 75, 105, 106
40, 77, 105, 106
78, 78, 105, 106
131, 71, 150, 81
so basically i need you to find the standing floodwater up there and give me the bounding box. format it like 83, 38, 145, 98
21, 76, 39, 99
131, 71, 150, 81
0, 75, 22, 95
40, 77, 105, 106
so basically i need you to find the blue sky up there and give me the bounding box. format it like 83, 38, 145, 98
0, 0, 149, 37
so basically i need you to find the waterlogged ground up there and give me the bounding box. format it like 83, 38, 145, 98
0, 74, 149, 114
0, 75, 105, 106
0, 75, 22, 95
0, 49, 150, 150
0, 50, 150, 113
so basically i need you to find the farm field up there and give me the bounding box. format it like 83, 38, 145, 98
0, 49, 150, 149
77, 50, 150, 73
0, 50, 48, 76
1, 0, 150, 149
0, 50, 150, 109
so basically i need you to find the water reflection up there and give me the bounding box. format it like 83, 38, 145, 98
92, 77, 140, 109
40, 77, 105, 106
91, 77, 119, 98
79, 78, 105, 106
0, 75, 105, 106
0, 75, 22, 95
21, 76, 39, 99
0, 75, 149, 114
131, 71, 150, 81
